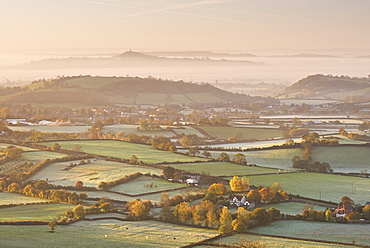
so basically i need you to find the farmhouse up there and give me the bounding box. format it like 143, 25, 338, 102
182, 172, 200, 181
230, 195, 255, 209
334, 200, 354, 217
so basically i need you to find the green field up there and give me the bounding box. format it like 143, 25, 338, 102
165, 162, 280, 176
40, 140, 207, 164
30, 159, 162, 188
0, 203, 74, 221
200, 148, 303, 170
252, 201, 328, 215
0, 143, 36, 151
198, 126, 281, 140
329, 135, 367, 145
0, 151, 67, 173
102, 124, 175, 137
109, 176, 186, 195
0, 219, 218, 248
8, 125, 91, 133
207, 233, 355, 248
71, 186, 206, 203
172, 126, 205, 137
249, 220, 370, 246
0, 192, 50, 205
311, 146, 370, 173
248, 173, 370, 204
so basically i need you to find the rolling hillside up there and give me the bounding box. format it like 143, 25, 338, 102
1, 76, 275, 107
279, 74, 370, 102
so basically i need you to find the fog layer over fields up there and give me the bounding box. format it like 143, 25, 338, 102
1, 52, 370, 91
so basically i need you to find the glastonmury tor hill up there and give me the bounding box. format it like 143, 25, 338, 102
0, 76, 273, 107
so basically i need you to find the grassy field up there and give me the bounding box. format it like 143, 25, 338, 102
109, 176, 186, 195
165, 162, 280, 176
252, 201, 328, 215
311, 146, 370, 173
328, 135, 367, 145
249, 220, 370, 246
30, 159, 162, 188
0, 151, 67, 173
102, 124, 175, 137
0, 219, 218, 248
8, 125, 91, 133
40, 140, 207, 164
0, 143, 36, 151
196, 148, 303, 170
207, 233, 355, 248
71, 186, 207, 203
172, 126, 206, 137
0, 192, 50, 205
248, 172, 370, 204
198, 126, 281, 140
0, 203, 74, 221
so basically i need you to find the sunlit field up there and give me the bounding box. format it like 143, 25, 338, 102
109, 176, 186, 195
40, 140, 207, 164
0, 203, 74, 221
30, 159, 162, 188
0, 192, 50, 205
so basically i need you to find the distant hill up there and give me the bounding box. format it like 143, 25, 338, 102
14, 51, 262, 69
146, 51, 257, 57
279, 74, 370, 102
1, 76, 276, 107
271, 53, 335, 58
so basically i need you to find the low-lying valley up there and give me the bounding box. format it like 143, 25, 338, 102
1, 75, 370, 247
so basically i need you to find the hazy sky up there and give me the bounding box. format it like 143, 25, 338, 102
1, 0, 369, 52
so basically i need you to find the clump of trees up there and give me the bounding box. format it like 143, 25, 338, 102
159, 198, 281, 233
230, 176, 250, 192
127, 199, 153, 220
150, 137, 177, 152
292, 156, 332, 173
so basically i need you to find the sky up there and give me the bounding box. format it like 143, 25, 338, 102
0, 0, 370, 53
